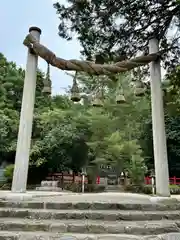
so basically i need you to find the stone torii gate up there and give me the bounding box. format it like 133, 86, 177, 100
11, 26, 170, 197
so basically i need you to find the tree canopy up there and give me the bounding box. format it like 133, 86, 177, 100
54, 0, 180, 68
0, 46, 180, 185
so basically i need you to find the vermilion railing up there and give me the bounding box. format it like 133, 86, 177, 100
47, 173, 180, 185
145, 176, 180, 185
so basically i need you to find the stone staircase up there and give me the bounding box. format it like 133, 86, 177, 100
0, 200, 180, 239
36, 180, 63, 192
105, 185, 124, 192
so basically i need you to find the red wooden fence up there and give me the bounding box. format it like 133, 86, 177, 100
145, 176, 180, 185
47, 173, 180, 185
47, 173, 100, 184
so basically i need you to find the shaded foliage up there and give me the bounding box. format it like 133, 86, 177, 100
1, 51, 180, 186
54, 0, 180, 69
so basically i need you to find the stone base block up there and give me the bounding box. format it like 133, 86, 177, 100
41, 181, 60, 188
36, 187, 63, 192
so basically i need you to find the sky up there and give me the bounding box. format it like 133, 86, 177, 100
0, 0, 81, 95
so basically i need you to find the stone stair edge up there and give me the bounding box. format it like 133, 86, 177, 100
1, 207, 180, 213
0, 217, 179, 224
0, 217, 176, 223
0, 218, 180, 236
1, 208, 180, 222
0, 232, 180, 240
0, 231, 158, 240
0, 201, 180, 211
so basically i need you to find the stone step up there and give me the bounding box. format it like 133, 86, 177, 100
0, 231, 165, 240
0, 218, 179, 235
0, 201, 180, 211
1, 208, 180, 221
0, 232, 180, 240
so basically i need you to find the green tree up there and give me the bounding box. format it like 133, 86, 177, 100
31, 105, 90, 173
54, 0, 180, 69
140, 67, 180, 177
0, 53, 51, 166
0, 51, 151, 186
76, 72, 149, 184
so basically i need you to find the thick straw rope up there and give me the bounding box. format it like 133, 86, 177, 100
23, 33, 161, 75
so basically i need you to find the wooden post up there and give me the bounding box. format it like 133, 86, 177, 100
82, 174, 85, 193
149, 38, 170, 197
81, 168, 86, 193
11, 27, 41, 193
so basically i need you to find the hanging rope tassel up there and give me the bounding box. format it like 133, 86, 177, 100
116, 89, 126, 104
134, 80, 145, 97
42, 62, 52, 95
115, 80, 126, 104
70, 71, 81, 102
91, 84, 104, 107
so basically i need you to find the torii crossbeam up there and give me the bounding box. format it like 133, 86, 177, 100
23, 31, 163, 75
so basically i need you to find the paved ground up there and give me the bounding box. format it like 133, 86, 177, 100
1, 190, 180, 204
30, 192, 153, 203
31, 192, 180, 204
0, 190, 68, 201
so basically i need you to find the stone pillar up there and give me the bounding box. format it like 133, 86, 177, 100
11, 27, 41, 193
149, 38, 170, 197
